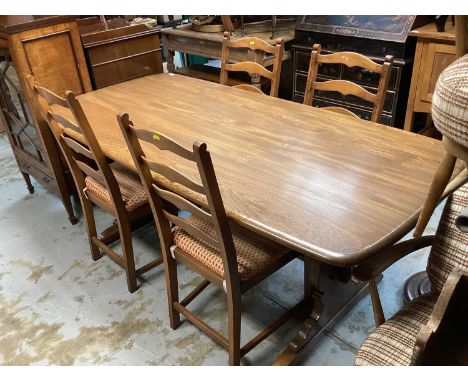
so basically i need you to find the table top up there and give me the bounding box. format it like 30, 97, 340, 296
409, 21, 456, 42
161, 22, 295, 44
64, 73, 455, 266
0, 16, 78, 34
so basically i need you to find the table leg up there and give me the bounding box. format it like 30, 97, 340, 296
273, 261, 368, 366
162, 37, 176, 73
403, 271, 432, 303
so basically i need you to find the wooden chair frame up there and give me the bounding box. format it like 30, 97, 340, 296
118, 113, 304, 365
25, 75, 162, 293
412, 269, 468, 365
220, 31, 284, 97
304, 44, 394, 123
352, 169, 468, 327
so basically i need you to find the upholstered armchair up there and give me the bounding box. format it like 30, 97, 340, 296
353, 183, 468, 366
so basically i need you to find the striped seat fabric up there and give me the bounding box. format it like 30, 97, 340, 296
427, 183, 468, 293
84, 163, 148, 212
432, 54, 468, 147
355, 294, 437, 366
356, 183, 468, 366
172, 215, 294, 282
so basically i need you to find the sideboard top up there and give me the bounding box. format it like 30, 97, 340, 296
0, 16, 78, 34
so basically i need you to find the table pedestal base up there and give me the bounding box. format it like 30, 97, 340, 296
403, 271, 432, 303
273, 261, 369, 365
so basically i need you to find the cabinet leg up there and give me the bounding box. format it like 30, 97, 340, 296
21, 171, 34, 194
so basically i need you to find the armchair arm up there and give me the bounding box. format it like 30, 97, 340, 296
353, 235, 435, 282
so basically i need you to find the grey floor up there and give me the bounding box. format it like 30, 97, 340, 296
0, 132, 442, 365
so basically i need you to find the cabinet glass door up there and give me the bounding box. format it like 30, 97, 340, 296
0, 47, 45, 161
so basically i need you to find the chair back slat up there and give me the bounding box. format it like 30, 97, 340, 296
314, 80, 377, 103
76, 160, 106, 185
133, 128, 195, 161
49, 112, 82, 135
227, 36, 276, 54
304, 44, 394, 123
321, 106, 360, 119
62, 135, 95, 160
317, 51, 383, 73
163, 211, 219, 249
233, 84, 265, 95
35, 85, 69, 108
143, 156, 204, 194
220, 31, 284, 97
152, 184, 212, 224
225, 62, 273, 79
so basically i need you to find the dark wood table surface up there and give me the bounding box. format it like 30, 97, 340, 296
56, 73, 461, 266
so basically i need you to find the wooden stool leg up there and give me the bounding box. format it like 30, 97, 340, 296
165, 250, 181, 329
81, 197, 101, 261
369, 278, 385, 327
414, 151, 456, 237
118, 218, 138, 293
228, 293, 242, 366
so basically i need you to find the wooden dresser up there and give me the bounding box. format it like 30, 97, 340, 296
79, 18, 163, 89
0, 16, 92, 224
403, 22, 457, 131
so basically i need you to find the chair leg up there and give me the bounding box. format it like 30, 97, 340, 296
164, 250, 181, 329
414, 151, 456, 237
227, 292, 242, 366
81, 196, 101, 261
369, 278, 385, 327
118, 218, 138, 293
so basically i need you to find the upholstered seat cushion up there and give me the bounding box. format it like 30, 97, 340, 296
432, 54, 468, 147
172, 215, 294, 282
84, 163, 148, 212
355, 293, 437, 366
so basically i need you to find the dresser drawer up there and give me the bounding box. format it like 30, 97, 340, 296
295, 50, 341, 79
342, 65, 399, 91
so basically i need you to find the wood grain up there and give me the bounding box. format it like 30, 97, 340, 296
52, 73, 463, 266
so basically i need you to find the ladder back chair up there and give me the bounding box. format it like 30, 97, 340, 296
220, 31, 284, 97
25, 75, 163, 293
118, 112, 305, 365
304, 44, 394, 123
353, 181, 468, 365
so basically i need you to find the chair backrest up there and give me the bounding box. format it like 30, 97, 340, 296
220, 31, 284, 97
25, 74, 128, 217
303, 44, 394, 123
413, 270, 468, 365
427, 182, 468, 294
117, 112, 240, 293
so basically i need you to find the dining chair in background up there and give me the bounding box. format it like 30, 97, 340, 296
26, 75, 163, 293
118, 112, 306, 365
220, 31, 284, 97
303, 43, 394, 123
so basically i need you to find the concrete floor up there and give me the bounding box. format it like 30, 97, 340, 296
0, 132, 442, 365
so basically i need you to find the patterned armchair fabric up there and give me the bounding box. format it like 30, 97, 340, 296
432, 54, 468, 147
355, 183, 468, 366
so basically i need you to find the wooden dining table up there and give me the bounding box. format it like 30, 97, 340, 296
54, 73, 464, 364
